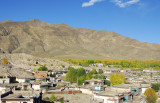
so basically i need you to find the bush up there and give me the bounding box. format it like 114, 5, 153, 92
38, 66, 48, 71
43, 97, 49, 101
32, 64, 36, 66
27, 58, 30, 61
44, 64, 46, 66
2, 57, 8, 65
49, 93, 56, 102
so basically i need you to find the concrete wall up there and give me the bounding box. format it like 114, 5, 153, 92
0, 78, 10, 84
32, 84, 40, 90
16, 78, 25, 83
93, 94, 119, 103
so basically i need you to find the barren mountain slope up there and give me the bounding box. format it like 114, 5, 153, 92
0, 19, 160, 60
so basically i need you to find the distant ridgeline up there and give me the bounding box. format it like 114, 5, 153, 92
63, 59, 160, 69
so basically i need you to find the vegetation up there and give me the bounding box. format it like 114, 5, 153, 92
144, 88, 158, 103
66, 67, 104, 85
38, 66, 48, 71
49, 93, 56, 102
104, 80, 111, 86
27, 58, 30, 61
64, 59, 160, 69
98, 69, 103, 74
91, 69, 97, 74
110, 73, 126, 85
43, 97, 49, 101
2, 57, 8, 65
152, 83, 160, 92
60, 98, 64, 103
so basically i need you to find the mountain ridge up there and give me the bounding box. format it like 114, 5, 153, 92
0, 19, 160, 60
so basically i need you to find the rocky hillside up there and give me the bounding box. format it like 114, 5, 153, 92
0, 19, 160, 60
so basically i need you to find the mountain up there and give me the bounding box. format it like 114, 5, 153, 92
0, 19, 160, 60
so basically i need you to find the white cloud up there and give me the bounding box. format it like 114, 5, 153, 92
112, 0, 140, 7
82, 0, 103, 7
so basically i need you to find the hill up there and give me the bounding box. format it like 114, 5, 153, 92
0, 19, 160, 60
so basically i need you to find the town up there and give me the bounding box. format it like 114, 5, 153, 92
0, 53, 160, 103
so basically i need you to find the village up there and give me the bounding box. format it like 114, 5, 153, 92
0, 54, 160, 103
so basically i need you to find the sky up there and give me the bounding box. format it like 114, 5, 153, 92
0, 0, 160, 44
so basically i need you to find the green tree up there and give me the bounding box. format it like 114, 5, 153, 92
77, 68, 86, 77
110, 73, 126, 85
66, 67, 77, 83
104, 80, 111, 86
98, 69, 103, 74
86, 74, 92, 80
60, 98, 64, 103
91, 69, 97, 74
78, 76, 86, 85
49, 93, 56, 102
152, 83, 160, 92
144, 88, 158, 103
38, 66, 48, 71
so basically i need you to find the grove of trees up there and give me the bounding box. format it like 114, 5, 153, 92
64, 59, 160, 69
66, 67, 105, 85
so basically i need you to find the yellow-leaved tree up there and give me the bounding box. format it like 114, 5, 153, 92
144, 88, 158, 103
110, 73, 126, 85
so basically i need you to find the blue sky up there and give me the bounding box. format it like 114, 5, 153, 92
0, 0, 160, 44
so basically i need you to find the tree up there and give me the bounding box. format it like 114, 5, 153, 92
49, 93, 56, 102
110, 73, 126, 85
38, 66, 48, 71
104, 80, 111, 86
60, 98, 64, 103
91, 69, 97, 74
77, 68, 86, 77
144, 88, 158, 103
78, 76, 86, 85
98, 69, 103, 74
86, 74, 92, 80
66, 67, 77, 83
152, 83, 160, 92
2, 57, 8, 65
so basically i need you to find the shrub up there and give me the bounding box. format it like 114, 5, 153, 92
43, 97, 49, 101
38, 66, 48, 71
27, 58, 30, 61
2, 57, 8, 65
44, 64, 46, 66
49, 93, 56, 102
32, 64, 36, 66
